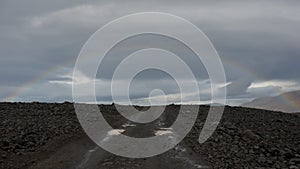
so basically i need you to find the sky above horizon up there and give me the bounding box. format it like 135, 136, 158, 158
1, 0, 300, 105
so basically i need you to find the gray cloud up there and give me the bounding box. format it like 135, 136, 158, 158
1, 0, 300, 104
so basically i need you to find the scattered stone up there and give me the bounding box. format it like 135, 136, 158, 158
290, 158, 300, 164
1, 154, 7, 159
284, 148, 295, 159
223, 122, 238, 130
241, 129, 261, 141
290, 165, 299, 169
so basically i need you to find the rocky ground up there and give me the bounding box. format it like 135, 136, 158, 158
187, 106, 300, 168
0, 102, 299, 169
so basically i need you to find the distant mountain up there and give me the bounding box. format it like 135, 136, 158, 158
242, 90, 300, 113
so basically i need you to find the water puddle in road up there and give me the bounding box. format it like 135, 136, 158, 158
160, 127, 173, 130
122, 123, 136, 128
101, 129, 126, 143
107, 129, 125, 136
154, 127, 174, 136
155, 130, 173, 136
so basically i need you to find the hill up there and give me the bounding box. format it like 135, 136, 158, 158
242, 90, 300, 113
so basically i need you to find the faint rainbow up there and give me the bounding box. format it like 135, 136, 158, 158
223, 57, 300, 112
280, 92, 300, 112
2, 59, 75, 102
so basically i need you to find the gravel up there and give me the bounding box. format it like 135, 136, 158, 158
0, 103, 299, 169
185, 106, 300, 169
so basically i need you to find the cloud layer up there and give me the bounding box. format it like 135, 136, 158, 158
1, 0, 300, 105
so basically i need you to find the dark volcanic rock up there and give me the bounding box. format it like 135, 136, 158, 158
185, 106, 300, 169
0, 103, 299, 169
0, 102, 83, 169
241, 129, 261, 142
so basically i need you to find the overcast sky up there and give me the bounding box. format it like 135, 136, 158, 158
1, 0, 300, 105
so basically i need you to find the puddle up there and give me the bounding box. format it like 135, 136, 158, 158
155, 130, 173, 136
122, 123, 136, 128
107, 129, 125, 136
101, 129, 126, 143
159, 127, 173, 130
155, 127, 174, 136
